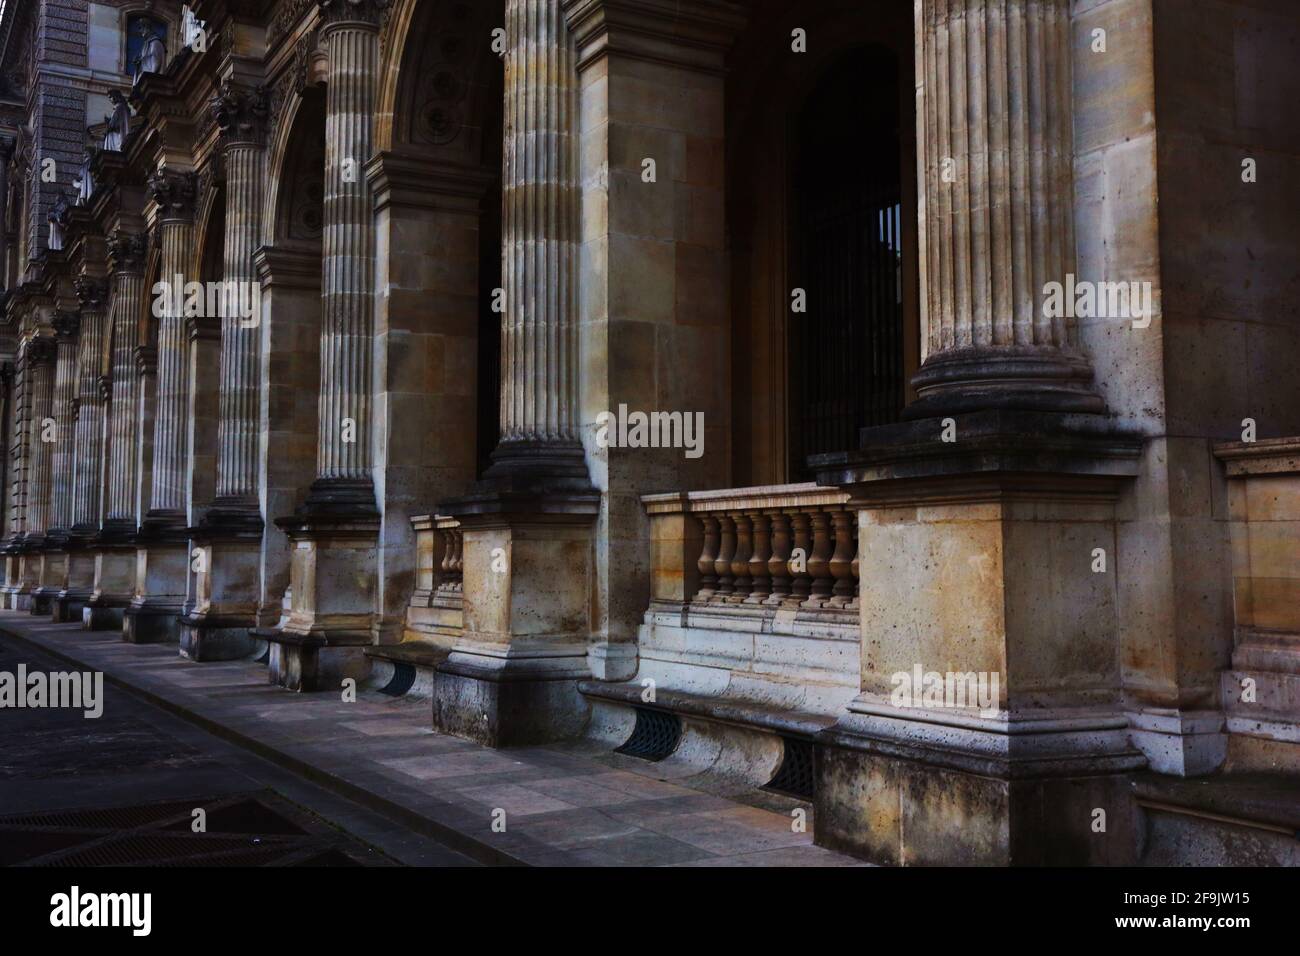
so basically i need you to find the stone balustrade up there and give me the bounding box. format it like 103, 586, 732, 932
405, 514, 463, 643
642, 484, 859, 615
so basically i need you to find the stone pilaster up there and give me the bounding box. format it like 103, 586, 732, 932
433, 0, 600, 746
265, 0, 388, 690
54, 277, 109, 623
85, 230, 147, 630
907, 0, 1100, 417
126, 170, 197, 644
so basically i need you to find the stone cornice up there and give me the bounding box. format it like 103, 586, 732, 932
1215, 438, 1300, 477
562, 0, 747, 75
366, 151, 495, 215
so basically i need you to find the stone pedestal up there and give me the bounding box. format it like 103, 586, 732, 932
812, 410, 1147, 864
435, 486, 599, 747
54, 533, 95, 622
123, 514, 188, 644
84, 522, 137, 630
265, 506, 380, 692
31, 544, 67, 615
178, 509, 265, 661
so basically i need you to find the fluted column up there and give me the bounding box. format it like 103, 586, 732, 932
147, 170, 197, 518
50, 312, 80, 534
105, 230, 147, 525
311, 0, 383, 507
487, 0, 586, 480
909, 0, 1101, 416
209, 82, 267, 510
71, 278, 110, 531
23, 336, 57, 538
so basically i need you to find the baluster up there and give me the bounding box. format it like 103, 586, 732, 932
828, 510, 855, 607
728, 512, 753, 602
451, 528, 464, 590
713, 513, 736, 600
765, 510, 792, 605
746, 511, 771, 603
695, 514, 719, 601
438, 527, 454, 589
785, 510, 813, 606
803, 509, 834, 607
849, 551, 860, 611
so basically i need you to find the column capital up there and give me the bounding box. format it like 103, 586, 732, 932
147, 169, 199, 222
562, 0, 747, 74
53, 311, 80, 340
74, 276, 109, 310
24, 336, 57, 368
107, 229, 148, 275
317, 0, 390, 31
209, 80, 270, 148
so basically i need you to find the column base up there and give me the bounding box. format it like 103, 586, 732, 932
431, 650, 591, 748
123, 605, 182, 644
178, 616, 266, 662
904, 345, 1106, 418
262, 629, 371, 692
53, 592, 89, 623
814, 723, 1143, 865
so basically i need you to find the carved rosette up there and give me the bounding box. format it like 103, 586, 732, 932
318, 0, 390, 30
147, 169, 198, 221
53, 311, 80, 340
107, 229, 148, 275
74, 276, 109, 310
209, 81, 270, 147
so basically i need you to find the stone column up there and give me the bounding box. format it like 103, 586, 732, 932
33, 313, 80, 613
55, 277, 109, 622
310, 0, 383, 509
265, 0, 388, 689
180, 82, 268, 661
22, 336, 56, 541
127, 170, 197, 644
86, 229, 147, 630
434, 0, 601, 746
22, 335, 56, 614
811, 0, 1146, 866
906, 0, 1101, 417
49, 312, 80, 536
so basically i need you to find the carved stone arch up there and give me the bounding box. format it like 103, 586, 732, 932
379, 0, 504, 164
265, 87, 326, 247
191, 174, 225, 282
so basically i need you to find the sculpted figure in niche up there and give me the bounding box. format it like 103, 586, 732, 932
103, 90, 130, 152
133, 20, 167, 85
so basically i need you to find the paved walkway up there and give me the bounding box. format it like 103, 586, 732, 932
0, 612, 862, 867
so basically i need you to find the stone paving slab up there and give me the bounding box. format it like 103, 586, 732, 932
0, 612, 865, 867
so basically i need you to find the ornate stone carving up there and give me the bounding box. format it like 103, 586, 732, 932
209, 81, 270, 146
318, 0, 390, 29
272, 0, 318, 44
147, 169, 198, 221
74, 277, 109, 310
107, 230, 148, 275
270, 27, 320, 129
53, 311, 80, 340
25, 335, 57, 367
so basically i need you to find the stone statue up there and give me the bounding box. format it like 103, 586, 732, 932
133, 21, 167, 85
73, 150, 97, 205
47, 192, 70, 251
103, 90, 130, 152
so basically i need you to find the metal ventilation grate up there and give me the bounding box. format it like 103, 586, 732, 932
379, 662, 416, 697
615, 708, 682, 762
764, 737, 816, 799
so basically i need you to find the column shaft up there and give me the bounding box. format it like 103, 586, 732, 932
50, 314, 79, 531
500, 0, 579, 446
910, 0, 1098, 416
150, 210, 195, 515
24, 338, 57, 537
317, 19, 379, 489
106, 232, 147, 523
71, 280, 110, 530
